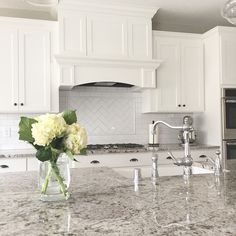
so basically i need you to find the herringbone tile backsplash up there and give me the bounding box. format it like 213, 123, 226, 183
60, 87, 191, 145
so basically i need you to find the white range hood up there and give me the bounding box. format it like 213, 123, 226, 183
56, 0, 161, 89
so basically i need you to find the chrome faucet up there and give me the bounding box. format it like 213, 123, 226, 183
152, 116, 194, 178
151, 154, 159, 185
200, 150, 223, 176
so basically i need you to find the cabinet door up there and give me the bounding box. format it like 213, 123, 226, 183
87, 14, 128, 59
181, 39, 204, 112
0, 27, 19, 112
0, 158, 26, 173
220, 31, 236, 86
153, 36, 181, 112
18, 29, 51, 112
59, 11, 86, 56
128, 17, 152, 59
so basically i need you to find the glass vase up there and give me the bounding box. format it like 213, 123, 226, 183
39, 153, 71, 202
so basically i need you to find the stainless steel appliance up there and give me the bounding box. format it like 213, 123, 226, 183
223, 140, 236, 169
222, 88, 236, 139
222, 88, 236, 169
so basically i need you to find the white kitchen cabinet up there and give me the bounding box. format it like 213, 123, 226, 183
72, 148, 218, 168
0, 158, 27, 173
220, 29, 236, 86
18, 28, 51, 112
0, 27, 18, 112
0, 17, 58, 113
27, 157, 40, 171
142, 31, 204, 113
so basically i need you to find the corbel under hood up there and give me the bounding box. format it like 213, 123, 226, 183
56, 0, 161, 90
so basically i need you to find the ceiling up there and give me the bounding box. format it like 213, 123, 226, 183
0, 0, 234, 33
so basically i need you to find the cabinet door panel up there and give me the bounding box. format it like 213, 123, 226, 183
0, 27, 18, 112
128, 17, 152, 59
154, 36, 181, 112
19, 29, 51, 112
181, 39, 204, 112
221, 31, 236, 86
59, 12, 86, 56
87, 15, 128, 58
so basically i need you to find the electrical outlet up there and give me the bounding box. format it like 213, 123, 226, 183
3, 127, 11, 138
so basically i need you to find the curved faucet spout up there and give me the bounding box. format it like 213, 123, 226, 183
152, 121, 182, 133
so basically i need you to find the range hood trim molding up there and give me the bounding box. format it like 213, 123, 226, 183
55, 55, 161, 68
56, 55, 161, 90
59, 0, 159, 18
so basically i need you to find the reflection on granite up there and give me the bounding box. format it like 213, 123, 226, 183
0, 168, 235, 235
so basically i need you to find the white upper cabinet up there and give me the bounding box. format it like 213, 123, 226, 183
0, 17, 58, 113
18, 29, 51, 112
180, 39, 204, 112
142, 31, 204, 113
220, 29, 236, 86
0, 27, 18, 112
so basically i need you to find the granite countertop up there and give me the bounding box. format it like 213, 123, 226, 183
0, 144, 219, 158
0, 168, 235, 235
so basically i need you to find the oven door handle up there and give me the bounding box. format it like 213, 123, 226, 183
226, 142, 236, 146
225, 99, 236, 103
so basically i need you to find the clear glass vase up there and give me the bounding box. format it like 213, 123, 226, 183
39, 153, 71, 202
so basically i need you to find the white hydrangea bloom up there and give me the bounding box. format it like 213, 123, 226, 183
31, 114, 67, 146
64, 123, 87, 154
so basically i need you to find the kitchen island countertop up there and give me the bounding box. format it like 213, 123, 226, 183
0, 167, 235, 236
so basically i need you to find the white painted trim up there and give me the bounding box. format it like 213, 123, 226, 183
59, 0, 158, 18
55, 55, 161, 68
153, 30, 202, 39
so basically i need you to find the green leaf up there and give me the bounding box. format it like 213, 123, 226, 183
62, 110, 77, 125
79, 148, 87, 155
36, 148, 52, 162
51, 137, 64, 150
18, 117, 37, 143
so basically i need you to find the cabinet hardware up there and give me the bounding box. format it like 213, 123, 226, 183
90, 160, 100, 164
20, 103, 24, 106
199, 155, 207, 158
183, 104, 186, 107
14, 103, 17, 106
130, 158, 138, 162
0, 165, 9, 168
178, 104, 181, 107
166, 156, 172, 159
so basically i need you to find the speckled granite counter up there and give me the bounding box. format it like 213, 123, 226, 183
0, 144, 219, 158
0, 167, 235, 236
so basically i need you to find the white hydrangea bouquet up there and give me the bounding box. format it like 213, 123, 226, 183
18, 110, 87, 201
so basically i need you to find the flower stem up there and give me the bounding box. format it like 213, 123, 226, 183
50, 160, 69, 198
41, 164, 52, 194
